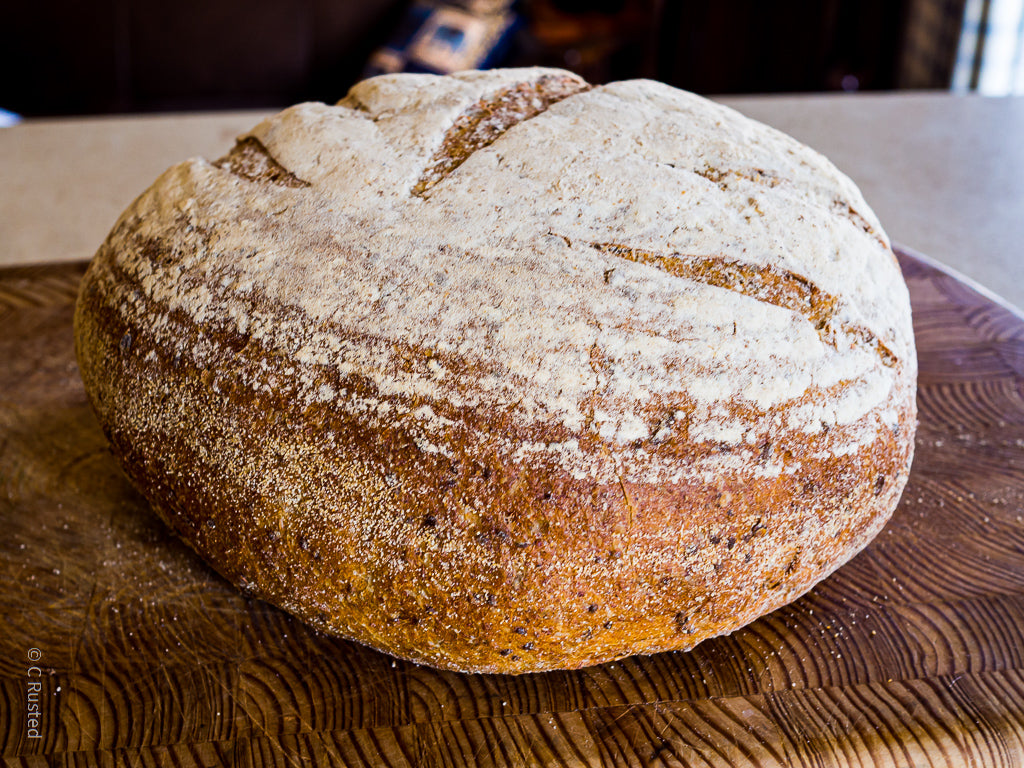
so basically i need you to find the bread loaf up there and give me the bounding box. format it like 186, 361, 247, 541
74, 68, 917, 673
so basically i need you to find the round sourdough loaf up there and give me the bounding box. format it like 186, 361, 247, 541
74, 68, 917, 673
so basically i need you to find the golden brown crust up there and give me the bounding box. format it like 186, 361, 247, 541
74, 68, 917, 673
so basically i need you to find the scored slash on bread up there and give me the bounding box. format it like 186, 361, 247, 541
407, 73, 590, 197
74, 68, 916, 673
588, 241, 898, 366
215, 136, 311, 189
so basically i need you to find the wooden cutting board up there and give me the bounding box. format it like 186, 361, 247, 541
3, 248, 1024, 767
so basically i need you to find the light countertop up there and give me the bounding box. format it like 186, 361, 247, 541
2, 91, 1022, 310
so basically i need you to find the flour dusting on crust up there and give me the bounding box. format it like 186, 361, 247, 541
94, 67, 914, 484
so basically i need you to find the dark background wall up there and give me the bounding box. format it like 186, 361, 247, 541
2, 0, 408, 115
1, 0, 950, 118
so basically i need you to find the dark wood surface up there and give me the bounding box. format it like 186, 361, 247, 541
2, 248, 1024, 766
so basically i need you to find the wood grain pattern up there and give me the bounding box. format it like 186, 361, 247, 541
2, 247, 1024, 766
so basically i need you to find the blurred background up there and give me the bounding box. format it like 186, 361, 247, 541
2, 0, 1022, 118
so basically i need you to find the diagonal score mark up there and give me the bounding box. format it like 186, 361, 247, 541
589, 241, 898, 368
694, 165, 887, 249
214, 136, 311, 189
411, 74, 590, 198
